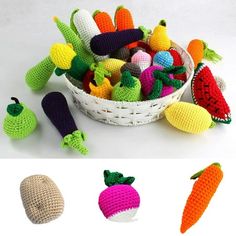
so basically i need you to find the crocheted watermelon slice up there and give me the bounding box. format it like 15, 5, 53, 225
191, 63, 231, 124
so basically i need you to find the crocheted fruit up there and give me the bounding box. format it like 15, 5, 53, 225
120, 62, 141, 78
83, 70, 95, 93
187, 39, 222, 68
164, 102, 215, 134
149, 20, 171, 51
180, 163, 223, 233
25, 56, 55, 91
50, 43, 89, 81
191, 63, 231, 123
168, 48, 186, 82
153, 51, 173, 68
41, 92, 88, 154
20, 175, 64, 224
110, 47, 130, 61
112, 71, 142, 102
114, 6, 138, 49
131, 50, 152, 72
3, 97, 37, 139
98, 170, 140, 222
89, 78, 113, 99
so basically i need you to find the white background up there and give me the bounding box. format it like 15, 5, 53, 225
0, 159, 234, 235
0, 0, 236, 158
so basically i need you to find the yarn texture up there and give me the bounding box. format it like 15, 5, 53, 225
131, 50, 152, 72
153, 51, 173, 68
120, 62, 141, 78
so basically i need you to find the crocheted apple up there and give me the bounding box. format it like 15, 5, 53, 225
98, 170, 140, 222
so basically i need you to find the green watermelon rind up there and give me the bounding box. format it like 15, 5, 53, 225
191, 63, 231, 124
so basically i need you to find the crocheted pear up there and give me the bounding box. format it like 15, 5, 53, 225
3, 97, 37, 139
98, 170, 140, 222
41, 92, 88, 155
50, 43, 89, 81
153, 51, 174, 68
20, 175, 64, 224
112, 71, 142, 102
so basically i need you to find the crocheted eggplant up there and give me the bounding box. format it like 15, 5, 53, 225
41, 92, 88, 154
90, 27, 150, 56
98, 170, 140, 222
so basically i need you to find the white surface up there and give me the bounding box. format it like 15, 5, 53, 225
0, 159, 234, 235
0, 0, 236, 158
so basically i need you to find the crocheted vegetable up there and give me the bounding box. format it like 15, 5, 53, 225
191, 63, 231, 123
110, 47, 130, 61
83, 70, 95, 93
120, 62, 141, 78
180, 163, 223, 233
187, 39, 222, 68
93, 10, 116, 33
20, 175, 64, 224
153, 51, 173, 68
137, 41, 156, 59
164, 102, 215, 134
98, 170, 140, 221
53, 16, 94, 65
25, 56, 55, 90
112, 71, 142, 102
50, 43, 89, 81
3, 97, 37, 139
149, 20, 171, 51
114, 6, 138, 49
168, 48, 186, 82
131, 50, 152, 72
41, 92, 88, 154
130, 46, 146, 57
102, 58, 126, 85
90, 26, 151, 56
72, 9, 108, 61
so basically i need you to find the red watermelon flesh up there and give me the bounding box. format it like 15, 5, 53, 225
191, 63, 231, 123
168, 48, 187, 82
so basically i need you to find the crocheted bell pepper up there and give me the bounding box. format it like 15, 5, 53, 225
41, 92, 88, 155
3, 97, 37, 139
180, 163, 223, 233
112, 71, 142, 102
191, 63, 231, 123
98, 170, 140, 222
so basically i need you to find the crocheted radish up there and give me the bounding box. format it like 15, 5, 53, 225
180, 163, 223, 233
72, 9, 108, 61
191, 63, 231, 123
98, 170, 140, 222
90, 26, 150, 56
41, 92, 88, 155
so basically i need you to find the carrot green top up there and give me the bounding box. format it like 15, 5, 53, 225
7, 97, 23, 117
90, 62, 111, 86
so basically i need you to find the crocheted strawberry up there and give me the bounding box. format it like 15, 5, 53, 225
191, 63, 231, 123
98, 170, 140, 222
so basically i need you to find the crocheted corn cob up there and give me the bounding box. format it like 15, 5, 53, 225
180, 163, 223, 233
41, 92, 88, 154
191, 63, 231, 123
110, 47, 130, 61
153, 51, 173, 68
20, 175, 64, 224
120, 62, 141, 78
25, 56, 55, 90
164, 102, 215, 134
3, 97, 37, 139
131, 50, 152, 72
72, 9, 108, 61
98, 170, 140, 222
50, 43, 89, 81
112, 71, 142, 102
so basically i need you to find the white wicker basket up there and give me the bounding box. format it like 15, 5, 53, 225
65, 42, 194, 126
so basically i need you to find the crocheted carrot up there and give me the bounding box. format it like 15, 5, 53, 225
90, 26, 150, 56
41, 92, 88, 154
180, 163, 223, 233
187, 39, 222, 68
114, 6, 138, 49
93, 10, 116, 33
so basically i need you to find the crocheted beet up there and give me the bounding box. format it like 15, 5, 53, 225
98, 170, 140, 221
191, 63, 231, 123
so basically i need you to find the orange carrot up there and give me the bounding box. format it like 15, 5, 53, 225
93, 10, 116, 33
114, 6, 138, 49
180, 163, 223, 233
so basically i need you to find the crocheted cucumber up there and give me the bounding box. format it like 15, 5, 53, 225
72, 9, 108, 61
191, 63, 231, 124
41, 92, 88, 155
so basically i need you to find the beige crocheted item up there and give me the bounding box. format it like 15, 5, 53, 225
20, 175, 64, 224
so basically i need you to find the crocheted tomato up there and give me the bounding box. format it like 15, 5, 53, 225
98, 170, 140, 222
191, 63, 231, 123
